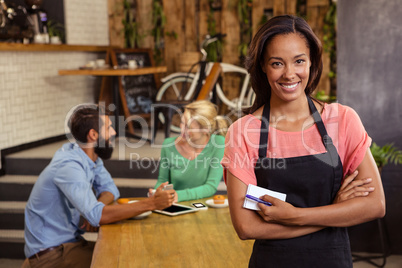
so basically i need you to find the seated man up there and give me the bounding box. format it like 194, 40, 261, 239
24, 104, 175, 268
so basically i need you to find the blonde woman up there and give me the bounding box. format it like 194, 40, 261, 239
153, 100, 228, 202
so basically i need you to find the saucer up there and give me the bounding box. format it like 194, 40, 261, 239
118, 199, 152, 220
130, 210, 152, 220
205, 198, 229, 208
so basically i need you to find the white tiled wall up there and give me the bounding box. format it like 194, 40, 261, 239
0, 0, 109, 150
64, 0, 109, 45
0, 52, 103, 150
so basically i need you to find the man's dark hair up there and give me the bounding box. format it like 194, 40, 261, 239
68, 104, 106, 144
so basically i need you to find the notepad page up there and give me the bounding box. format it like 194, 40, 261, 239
243, 184, 287, 211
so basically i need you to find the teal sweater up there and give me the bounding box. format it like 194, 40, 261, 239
155, 134, 225, 202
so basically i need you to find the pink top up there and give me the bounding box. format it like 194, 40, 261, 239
221, 103, 372, 186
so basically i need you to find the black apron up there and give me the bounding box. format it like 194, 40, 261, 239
249, 96, 352, 268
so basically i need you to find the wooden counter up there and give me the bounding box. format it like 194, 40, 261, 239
91, 198, 254, 268
58, 66, 167, 76
0, 43, 112, 52
58, 64, 167, 138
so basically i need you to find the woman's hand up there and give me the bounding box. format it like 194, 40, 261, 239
147, 188, 156, 197
151, 182, 176, 210
255, 170, 375, 225
333, 170, 375, 204
256, 195, 300, 225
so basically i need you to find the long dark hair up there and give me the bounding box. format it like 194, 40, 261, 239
245, 15, 323, 113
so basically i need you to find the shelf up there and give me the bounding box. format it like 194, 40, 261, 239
0, 43, 113, 52
58, 66, 167, 76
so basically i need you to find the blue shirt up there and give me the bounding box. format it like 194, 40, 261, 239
24, 143, 120, 258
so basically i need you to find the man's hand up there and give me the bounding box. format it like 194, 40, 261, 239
334, 170, 374, 204
80, 217, 99, 232
150, 182, 175, 210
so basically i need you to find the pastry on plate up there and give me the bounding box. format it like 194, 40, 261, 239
213, 195, 225, 205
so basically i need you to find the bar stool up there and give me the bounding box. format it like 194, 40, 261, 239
351, 217, 390, 267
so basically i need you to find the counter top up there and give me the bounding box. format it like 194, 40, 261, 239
91, 197, 253, 267
0, 43, 113, 52
58, 66, 167, 76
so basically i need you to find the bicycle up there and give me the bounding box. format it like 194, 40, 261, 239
155, 33, 255, 132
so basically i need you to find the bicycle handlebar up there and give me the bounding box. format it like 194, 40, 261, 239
210, 33, 227, 40
200, 33, 226, 61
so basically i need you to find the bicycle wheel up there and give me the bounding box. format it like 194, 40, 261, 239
155, 76, 194, 133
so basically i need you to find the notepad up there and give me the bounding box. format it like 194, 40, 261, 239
243, 184, 287, 211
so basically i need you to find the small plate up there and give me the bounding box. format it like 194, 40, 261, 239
120, 200, 152, 220
205, 198, 229, 208
130, 210, 152, 220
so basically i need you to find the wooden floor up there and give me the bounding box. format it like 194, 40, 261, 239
1, 254, 402, 268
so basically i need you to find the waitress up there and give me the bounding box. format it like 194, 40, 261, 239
222, 15, 385, 267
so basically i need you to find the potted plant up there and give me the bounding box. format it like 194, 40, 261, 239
47, 20, 65, 44
315, 90, 337, 103
370, 142, 402, 170
122, 0, 145, 48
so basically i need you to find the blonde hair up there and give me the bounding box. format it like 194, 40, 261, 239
183, 100, 229, 136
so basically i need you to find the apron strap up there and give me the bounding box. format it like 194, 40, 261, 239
307, 96, 338, 154
307, 96, 333, 147
258, 103, 271, 158
307, 96, 342, 198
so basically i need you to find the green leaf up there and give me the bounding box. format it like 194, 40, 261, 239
370, 142, 402, 168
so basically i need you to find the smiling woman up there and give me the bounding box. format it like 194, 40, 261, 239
222, 15, 385, 268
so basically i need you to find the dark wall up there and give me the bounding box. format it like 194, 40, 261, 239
338, 0, 402, 254
12, 0, 64, 26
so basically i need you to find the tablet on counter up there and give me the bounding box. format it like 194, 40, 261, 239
154, 204, 198, 216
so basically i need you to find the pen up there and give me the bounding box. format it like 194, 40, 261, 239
246, 194, 272, 206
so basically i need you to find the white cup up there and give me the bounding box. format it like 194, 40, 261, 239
96, 59, 106, 68
50, 36, 61, 44
128, 60, 137, 69
34, 34, 46, 44
147, 189, 156, 197
86, 61, 96, 68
